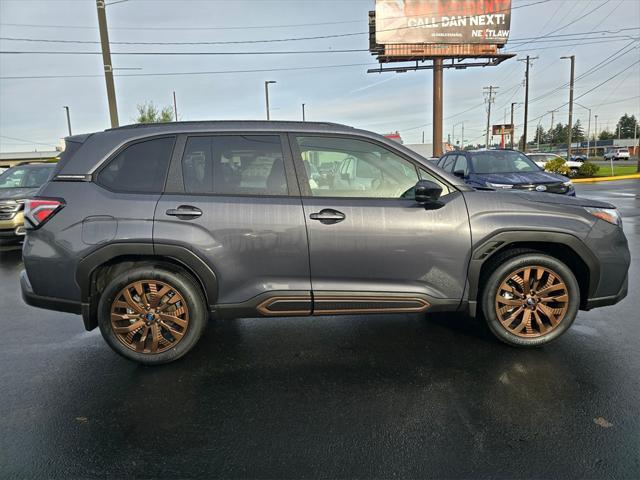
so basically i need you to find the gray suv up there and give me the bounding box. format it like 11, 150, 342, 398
20, 121, 630, 364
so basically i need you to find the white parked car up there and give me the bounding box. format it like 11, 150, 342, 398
603, 148, 630, 161
527, 153, 582, 176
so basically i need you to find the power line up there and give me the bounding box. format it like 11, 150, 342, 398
0, 135, 58, 147
0, 48, 369, 56
3, 26, 637, 47
0, 0, 549, 35
0, 62, 378, 80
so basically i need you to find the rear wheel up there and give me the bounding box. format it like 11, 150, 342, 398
98, 266, 207, 365
482, 253, 579, 347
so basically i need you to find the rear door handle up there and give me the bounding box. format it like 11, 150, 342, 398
309, 208, 345, 224
165, 205, 202, 219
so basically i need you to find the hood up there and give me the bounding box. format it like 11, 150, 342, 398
471, 170, 568, 185
0, 187, 39, 201
512, 190, 614, 209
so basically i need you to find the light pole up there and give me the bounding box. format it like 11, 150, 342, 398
453, 121, 464, 149
63, 106, 72, 136
594, 114, 598, 156
574, 101, 591, 157
264, 81, 276, 120
302, 103, 306, 122
561, 55, 575, 159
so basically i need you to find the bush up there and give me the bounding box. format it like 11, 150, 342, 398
577, 161, 600, 178
543, 157, 571, 175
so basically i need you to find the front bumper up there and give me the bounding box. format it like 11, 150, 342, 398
585, 273, 628, 309
20, 270, 81, 315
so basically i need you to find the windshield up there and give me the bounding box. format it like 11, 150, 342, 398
0, 164, 55, 189
470, 151, 541, 174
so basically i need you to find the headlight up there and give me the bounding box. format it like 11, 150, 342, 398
487, 182, 513, 189
563, 180, 574, 190
585, 207, 622, 227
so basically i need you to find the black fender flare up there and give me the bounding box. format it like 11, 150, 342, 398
466, 230, 599, 315
76, 242, 218, 308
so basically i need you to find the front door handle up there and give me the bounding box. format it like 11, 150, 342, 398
309, 208, 345, 224
165, 205, 202, 219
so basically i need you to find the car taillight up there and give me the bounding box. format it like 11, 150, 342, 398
24, 199, 64, 229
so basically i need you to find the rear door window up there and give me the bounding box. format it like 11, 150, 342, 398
97, 136, 175, 193
182, 135, 287, 196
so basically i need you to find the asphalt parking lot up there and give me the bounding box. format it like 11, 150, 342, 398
1, 180, 638, 479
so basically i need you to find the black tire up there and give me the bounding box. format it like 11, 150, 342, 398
98, 265, 208, 365
481, 253, 580, 347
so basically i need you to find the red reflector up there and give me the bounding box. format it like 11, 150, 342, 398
25, 199, 64, 228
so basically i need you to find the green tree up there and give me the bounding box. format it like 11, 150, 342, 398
598, 129, 615, 140
549, 123, 569, 145
615, 114, 638, 139
135, 101, 174, 124
572, 119, 585, 142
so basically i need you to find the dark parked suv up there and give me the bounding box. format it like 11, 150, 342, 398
21, 121, 630, 364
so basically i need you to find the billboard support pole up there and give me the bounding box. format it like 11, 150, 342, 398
433, 58, 443, 157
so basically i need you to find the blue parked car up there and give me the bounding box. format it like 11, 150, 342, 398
436, 149, 575, 196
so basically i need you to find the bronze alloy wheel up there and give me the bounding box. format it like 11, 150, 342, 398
110, 280, 190, 354
494, 265, 569, 338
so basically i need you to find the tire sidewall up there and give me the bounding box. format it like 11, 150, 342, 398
98, 267, 207, 365
482, 254, 580, 347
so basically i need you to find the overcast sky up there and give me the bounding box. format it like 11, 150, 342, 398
0, 0, 639, 152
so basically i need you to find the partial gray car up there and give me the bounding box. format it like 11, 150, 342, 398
20, 121, 630, 364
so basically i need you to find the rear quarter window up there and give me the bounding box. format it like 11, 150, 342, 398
97, 136, 176, 193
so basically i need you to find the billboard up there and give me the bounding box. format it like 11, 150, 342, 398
492, 124, 514, 135
375, 0, 512, 45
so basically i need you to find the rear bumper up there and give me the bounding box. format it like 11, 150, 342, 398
20, 270, 81, 315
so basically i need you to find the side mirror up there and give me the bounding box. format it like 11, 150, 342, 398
414, 179, 443, 204
453, 169, 466, 178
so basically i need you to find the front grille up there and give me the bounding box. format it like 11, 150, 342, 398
0, 201, 22, 220
513, 182, 568, 194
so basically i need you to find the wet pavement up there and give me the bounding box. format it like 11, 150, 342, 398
1, 180, 638, 478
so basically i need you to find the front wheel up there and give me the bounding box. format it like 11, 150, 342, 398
481, 253, 580, 347
98, 266, 208, 365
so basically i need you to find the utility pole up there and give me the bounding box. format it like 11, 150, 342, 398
63, 106, 72, 136
302, 103, 306, 121
483, 85, 497, 148
561, 55, 575, 159
264, 80, 276, 120
173, 91, 178, 121
510, 102, 516, 149
433, 58, 444, 157
518, 55, 537, 152
635, 122, 639, 173
594, 114, 598, 155
96, 0, 118, 127
422, 131, 425, 144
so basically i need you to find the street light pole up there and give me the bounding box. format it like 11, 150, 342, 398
264, 81, 276, 120
574, 101, 591, 157
302, 103, 306, 121
561, 55, 575, 159
63, 106, 72, 136
594, 114, 598, 155
510, 102, 516, 149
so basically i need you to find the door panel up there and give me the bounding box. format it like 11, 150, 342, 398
154, 133, 311, 306
291, 134, 471, 303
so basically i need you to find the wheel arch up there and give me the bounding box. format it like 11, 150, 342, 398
467, 231, 598, 316
77, 242, 218, 330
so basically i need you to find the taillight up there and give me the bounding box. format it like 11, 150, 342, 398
24, 198, 64, 229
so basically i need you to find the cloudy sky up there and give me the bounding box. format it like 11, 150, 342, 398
0, 0, 639, 152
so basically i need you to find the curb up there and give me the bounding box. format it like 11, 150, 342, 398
572, 173, 640, 183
